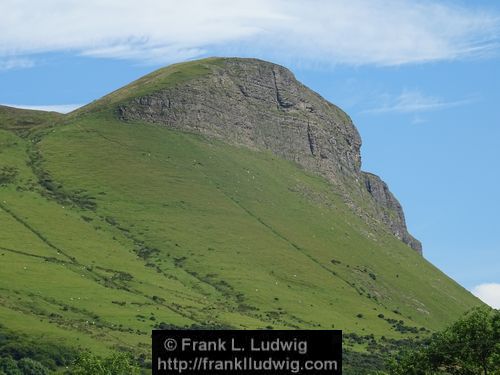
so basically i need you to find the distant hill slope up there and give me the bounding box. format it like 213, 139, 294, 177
0, 105, 62, 135
0, 59, 480, 362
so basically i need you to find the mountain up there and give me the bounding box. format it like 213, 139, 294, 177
82, 57, 421, 253
0, 58, 480, 371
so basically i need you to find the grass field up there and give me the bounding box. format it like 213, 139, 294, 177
0, 59, 482, 370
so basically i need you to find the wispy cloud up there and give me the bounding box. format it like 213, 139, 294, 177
1, 104, 83, 114
0, 57, 34, 71
0, 1, 499, 66
472, 283, 500, 308
363, 90, 477, 114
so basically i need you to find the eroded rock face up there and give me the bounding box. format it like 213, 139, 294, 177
118, 58, 422, 253
362, 172, 422, 254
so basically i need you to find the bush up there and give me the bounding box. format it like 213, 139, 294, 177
71, 352, 140, 375
0, 339, 76, 369
0, 357, 21, 375
0, 326, 77, 370
0, 167, 18, 186
0, 357, 50, 375
16, 358, 49, 375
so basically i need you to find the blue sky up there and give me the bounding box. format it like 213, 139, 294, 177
1, 0, 499, 307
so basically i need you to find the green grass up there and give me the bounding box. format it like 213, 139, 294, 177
0, 105, 62, 136
72, 57, 224, 116
0, 60, 482, 368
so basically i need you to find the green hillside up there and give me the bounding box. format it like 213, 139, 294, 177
0, 59, 481, 371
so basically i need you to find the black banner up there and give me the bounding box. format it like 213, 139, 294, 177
152, 330, 342, 374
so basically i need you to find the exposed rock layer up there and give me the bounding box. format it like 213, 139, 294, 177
362, 172, 422, 253
118, 58, 422, 253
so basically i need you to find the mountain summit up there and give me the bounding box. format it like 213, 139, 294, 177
90, 57, 421, 253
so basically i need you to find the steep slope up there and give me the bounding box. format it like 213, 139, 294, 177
82, 58, 421, 253
0, 59, 480, 365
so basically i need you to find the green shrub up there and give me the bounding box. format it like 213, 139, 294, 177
0, 327, 77, 370
0, 357, 21, 375
16, 358, 49, 375
0, 166, 18, 185
71, 352, 140, 375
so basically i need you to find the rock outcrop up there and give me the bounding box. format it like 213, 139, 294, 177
117, 58, 422, 253
362, 172, 422, 254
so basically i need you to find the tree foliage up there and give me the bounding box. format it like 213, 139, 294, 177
0, 356, 50, 375
71, 352, 140, 375
387, 307, 500, 375
16, 358, 50, 375
0, 357, 21, 375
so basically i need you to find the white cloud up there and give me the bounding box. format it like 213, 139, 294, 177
0, 57, 34, 71
363, 90, 477, 114
0, 0, 498, 66
472, 283, 500, 309
1, 104, 83, 114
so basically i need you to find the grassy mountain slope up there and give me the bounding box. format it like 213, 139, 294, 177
0, 60, 481, 363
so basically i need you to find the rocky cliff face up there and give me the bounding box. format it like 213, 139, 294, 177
362, 172, 422, 253
117, 58, 422, 253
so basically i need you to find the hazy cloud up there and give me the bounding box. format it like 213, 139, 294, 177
0, 0, 499, 66
472, 283, 500, 308
1, 104, 83, 113
363, 90, 477, 114
0, 57, 35, 71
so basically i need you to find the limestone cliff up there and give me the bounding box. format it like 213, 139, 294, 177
116, 58, 422, 253
362, 172, 422, 254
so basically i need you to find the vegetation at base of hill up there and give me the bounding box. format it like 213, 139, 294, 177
1, 307, 497, 374
0, 357, 50, 375
343, 347, 390, 374
0, 325, 77, 374
382, 307, 500, 375
0, 325, 147, 374
70, 352, 141, 375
